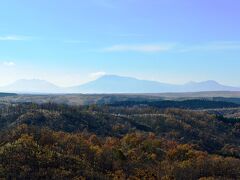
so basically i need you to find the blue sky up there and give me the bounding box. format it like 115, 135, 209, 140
0, 0, 240, 87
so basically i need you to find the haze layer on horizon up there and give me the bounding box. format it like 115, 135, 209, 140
0, 0, 240, 87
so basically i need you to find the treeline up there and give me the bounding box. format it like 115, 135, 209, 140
0, 93, 17, 97
213, 97, 240, 105
217, 115, 240, 124
110, 99, 240, 109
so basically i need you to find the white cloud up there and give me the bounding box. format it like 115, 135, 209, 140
89, 71, 106, 78
102, 41, 240, 53
103, 44, 173, 53
3, 61, 16, 67
179, 41, 240, 52
0, 35, 31, 41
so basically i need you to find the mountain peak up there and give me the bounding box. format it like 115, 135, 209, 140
186, 80, 219, 85
98, 74, 137, 81
202, 80, 219, 84
0, 79, 61, 93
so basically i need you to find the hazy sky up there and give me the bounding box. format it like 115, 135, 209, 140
0, 0, 240, 87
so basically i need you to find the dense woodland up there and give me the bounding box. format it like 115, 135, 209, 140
0, 99, 240, 179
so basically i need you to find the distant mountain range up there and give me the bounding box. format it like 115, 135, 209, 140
0, 75, 240, 94
0, 79, 63, 94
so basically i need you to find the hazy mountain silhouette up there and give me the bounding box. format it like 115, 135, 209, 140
69, 75, 177, 93
180, 80, 240, 92
70, 75, 240, 93
0, 79, 63, 93
0, 75, 240, 94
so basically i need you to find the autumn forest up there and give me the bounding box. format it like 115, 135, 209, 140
0, 97, 240, 179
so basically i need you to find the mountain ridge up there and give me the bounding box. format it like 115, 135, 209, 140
69, 75, 240, 93
0, 79, 63, 93
0, 75, 240, 94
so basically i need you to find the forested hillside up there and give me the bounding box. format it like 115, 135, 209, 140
0, 101, 240, 179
